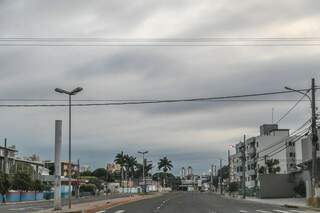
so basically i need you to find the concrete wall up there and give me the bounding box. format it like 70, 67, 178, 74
301, 135, 320, 163
259, 174, 295, 198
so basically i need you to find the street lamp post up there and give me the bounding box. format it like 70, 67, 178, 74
285, 81, 318, 198
55, 87, 83, 209
138, 151, 148, 193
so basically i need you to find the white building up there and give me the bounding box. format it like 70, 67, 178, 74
229, 124, 298, 189
301, 135, 320, 163
245, 137, 257, 188
256, 126, 296, 175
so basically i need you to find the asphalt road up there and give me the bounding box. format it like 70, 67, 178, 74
102, 192, 318, 213
0, 194, 129, 213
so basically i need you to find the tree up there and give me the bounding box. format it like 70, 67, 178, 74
114, 151, 127, 187
12, 172, 32, 191
158, 157, 173, 187
228, 182, 239, 192
218, 166, 229, 180
125, 156, 137, 185
135, 163, 152, 178
258, 166, 266, 174
32, 180, 44, 192
0, 171, 10, 203
80, 170, 92, 177
47, 163, 55, 175
265, 159, 281, 174
92, 168, 107, 179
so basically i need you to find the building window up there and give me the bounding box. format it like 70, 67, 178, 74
289, 152, 295, 157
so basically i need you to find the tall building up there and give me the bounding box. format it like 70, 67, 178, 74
187, 166, 193, 177
181, 167, 186, 179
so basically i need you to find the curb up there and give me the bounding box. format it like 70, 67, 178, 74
218, 193, 320, 212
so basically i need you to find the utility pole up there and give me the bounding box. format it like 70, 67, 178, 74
4, 138, 8, 175
228, 150, 231, 193
219, 158, 222, 195
54, 120, 62, 210
211, 164, 214, 191
3, 138, 8, 204
138, 151, 148, 193
311, 78, 319, 195
242, 134, 246, 199
76, 159, 80, 198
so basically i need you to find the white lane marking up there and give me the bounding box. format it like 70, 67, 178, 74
290, 210, 316, 213
272, 210, 291, 213
240, 211, 248, 213
114, 210, 125, 213
256, 210, 272, 213
95, 211, 105, 213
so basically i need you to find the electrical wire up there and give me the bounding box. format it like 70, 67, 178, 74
2, 43, 320, 47
254, 125, 310, 159
0, 98, 319, 102
0, 88, 314, 107
275, 90, 310, 124
256, 130, 309, 161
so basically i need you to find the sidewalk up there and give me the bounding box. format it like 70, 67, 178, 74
245, 197, 308, 208
34, 193, 162, 213
223, 194, 320, 212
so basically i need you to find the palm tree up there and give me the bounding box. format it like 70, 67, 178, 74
136, 163, 153, 177
114, 151, 127, 187
126, 155, 137, 188
158, 157, 173, 187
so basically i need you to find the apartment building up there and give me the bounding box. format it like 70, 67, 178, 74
229, 124, 297, 189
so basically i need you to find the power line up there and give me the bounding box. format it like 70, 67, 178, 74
2, 36, 320, 41
0, 98, 318, 102
2, 36, 320, 47
0, 88, 314, 107
2, 43, 320, 47
275, 90, 310, 124
256, 130, 309, 161
255, 124, 310, 158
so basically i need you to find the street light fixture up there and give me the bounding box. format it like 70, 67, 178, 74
284, 86, 311, 102
138, 151, 148, 193
55, 87, 83, 209
285, 82, 318, 198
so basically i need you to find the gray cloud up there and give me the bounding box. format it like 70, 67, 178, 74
0, 0, 319, 174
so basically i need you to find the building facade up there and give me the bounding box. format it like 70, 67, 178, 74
44, 160, 79, 177
229, 124, 297, 189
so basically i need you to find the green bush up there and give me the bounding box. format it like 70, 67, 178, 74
0, 172, 10, 203
11, 172, 32, 191
80, 184, 96, 193
228, 182, 239, 192
32, 180, 44, 192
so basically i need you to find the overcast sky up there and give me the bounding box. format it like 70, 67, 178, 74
0, 0, 319, 175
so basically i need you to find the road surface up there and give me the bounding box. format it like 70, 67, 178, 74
0, 194, 129, 213
102, 192, 317, 213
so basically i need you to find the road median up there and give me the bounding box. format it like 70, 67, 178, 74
34, 193, 162, 213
